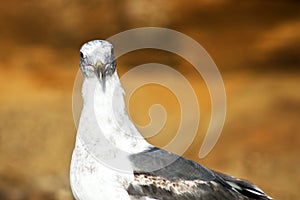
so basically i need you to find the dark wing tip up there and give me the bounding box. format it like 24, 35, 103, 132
214, 171, 273, 200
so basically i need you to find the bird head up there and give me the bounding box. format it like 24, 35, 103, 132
79, 40, 116, 91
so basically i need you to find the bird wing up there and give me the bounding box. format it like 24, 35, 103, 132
213, 171, 272, 200
127, 147, 271, 200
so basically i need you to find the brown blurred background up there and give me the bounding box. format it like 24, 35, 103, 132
0, 0, 299, 199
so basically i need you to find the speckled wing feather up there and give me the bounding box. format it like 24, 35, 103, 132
127, 147, 272, 200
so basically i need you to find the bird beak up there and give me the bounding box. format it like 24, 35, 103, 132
95, 60, 106, 92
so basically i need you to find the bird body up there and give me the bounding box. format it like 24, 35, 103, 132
70, 74, 149, 200
70, 40, 272, 200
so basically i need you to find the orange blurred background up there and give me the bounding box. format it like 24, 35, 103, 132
0, 0, 299, 199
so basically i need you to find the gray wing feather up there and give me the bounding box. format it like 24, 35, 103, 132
128, 147, 272, 200
129, 147, 216, 181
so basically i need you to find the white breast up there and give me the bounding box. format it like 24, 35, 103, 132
70, 75, 152, 200
70, 137, 133, 200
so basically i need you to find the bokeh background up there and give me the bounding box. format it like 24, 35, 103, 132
0, 0, 299, 199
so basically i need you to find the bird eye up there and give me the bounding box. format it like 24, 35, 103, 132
80, 51, 84, 59
112, 59, 116, 67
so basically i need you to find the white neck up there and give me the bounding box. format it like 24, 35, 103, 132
77, 72, 151, 156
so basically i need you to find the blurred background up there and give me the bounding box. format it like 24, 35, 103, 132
0, 0, 299, 199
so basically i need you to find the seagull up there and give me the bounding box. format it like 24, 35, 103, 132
70, 40, 272, 200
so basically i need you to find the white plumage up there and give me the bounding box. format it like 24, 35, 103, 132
70, 40, 272, 200
70, 41, 151, 199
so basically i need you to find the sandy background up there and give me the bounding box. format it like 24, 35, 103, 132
0, 0, 299, 199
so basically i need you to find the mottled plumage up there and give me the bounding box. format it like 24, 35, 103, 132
127, 147, 271, 200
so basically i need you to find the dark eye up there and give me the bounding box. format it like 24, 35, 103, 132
80, 51, 84, 59
112, 60, 116, 67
